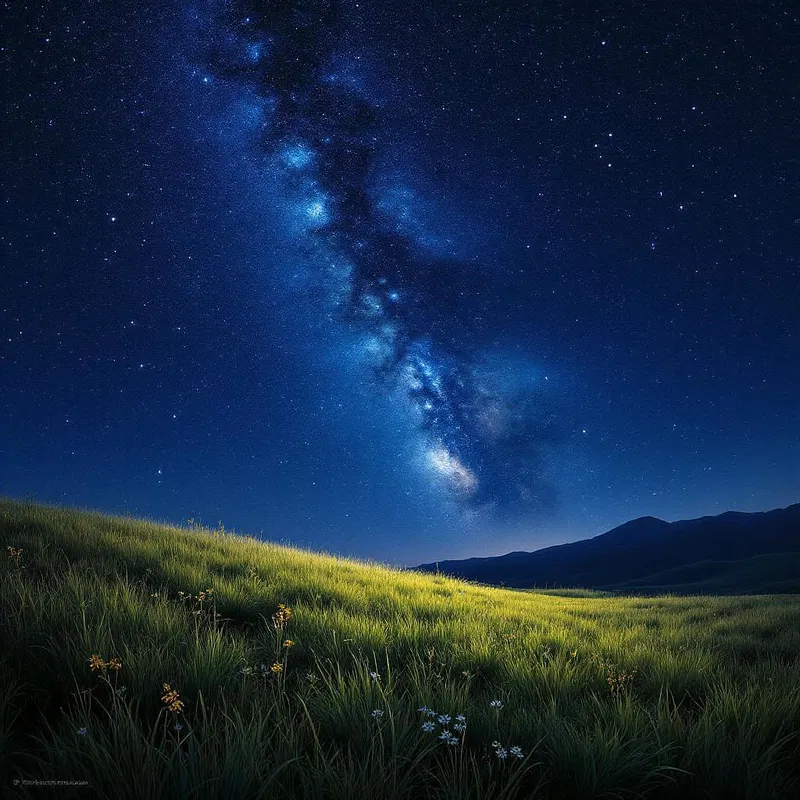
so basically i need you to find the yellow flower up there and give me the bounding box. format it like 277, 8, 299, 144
283, 639, 295, 648
161, 682, 184, 712
272, 604, 293, 628
88, 654, 105, 672
88, 654, 121, 673
270, 662, 283, 674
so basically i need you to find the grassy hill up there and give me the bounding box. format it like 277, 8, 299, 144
2, 498, 799, 799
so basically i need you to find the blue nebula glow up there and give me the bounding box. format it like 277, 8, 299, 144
304, 199, 329, 224
282, 142, 315, 170
201, 0, 556, 516
245, 42, 263, 62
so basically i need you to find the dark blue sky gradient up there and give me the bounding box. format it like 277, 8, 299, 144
2, 1, 798, 563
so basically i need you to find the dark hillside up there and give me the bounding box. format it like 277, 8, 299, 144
417, 504, 800, 590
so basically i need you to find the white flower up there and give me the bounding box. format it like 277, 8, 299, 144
439, 730, 458, 745
425, 708, 436, 717
173, 722, 184, 732
77, 727, 88, 737
510, 745, 524, 758
371, 709, 385, 720
418, 705, 430, 714
455, 714, 466, 722
496, 747, 508, 760
421, 721, 436, 732
488, 699, 504, 709
453, 722, 466, 733
437, 714, 451, 725
369, 671, 381, 682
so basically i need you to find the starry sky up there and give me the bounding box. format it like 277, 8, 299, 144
2, 1, 798, 564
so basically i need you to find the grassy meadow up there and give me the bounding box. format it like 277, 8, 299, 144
1, 498, 799, 798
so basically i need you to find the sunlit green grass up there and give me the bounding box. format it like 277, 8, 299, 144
2, 498, 799, 798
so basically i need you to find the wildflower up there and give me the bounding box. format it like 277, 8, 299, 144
371, 709, 385, 720
161, 683, 185, 713
240, 666, 254, 676
607, 667, 636, 697
7, 546, 23, 566
173, 722, 184, 732
461, 670, 473, 678
439, 729, 458, 745
418, 705, 431, 714
106, 657, 122, 671
491, 741, 502, 749
283, 639, 295, 649
305, 671, 318, 683
488, 699, 504, 710
88, 654, 105, 672
453, 722, 466, 733
495, 747, 508, 760
270, 662, 283, 674
115, 686, 128, 698
437, 714, 451, 725
272, 604, 293, 629
509, 746, 524, 759
421, 721, 436, 733
150, 592, 159, 599
456, 714, 466, 723
77, 727, 88, 737
369, 671, 381, 681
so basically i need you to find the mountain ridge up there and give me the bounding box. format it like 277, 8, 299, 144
416, 503, 800, 592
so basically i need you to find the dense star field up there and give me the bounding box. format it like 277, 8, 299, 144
2, 1, 798, 561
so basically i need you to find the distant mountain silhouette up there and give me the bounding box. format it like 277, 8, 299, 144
416, 504, 800, 592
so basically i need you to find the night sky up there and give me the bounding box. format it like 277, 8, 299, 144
3, 1, 798, 564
